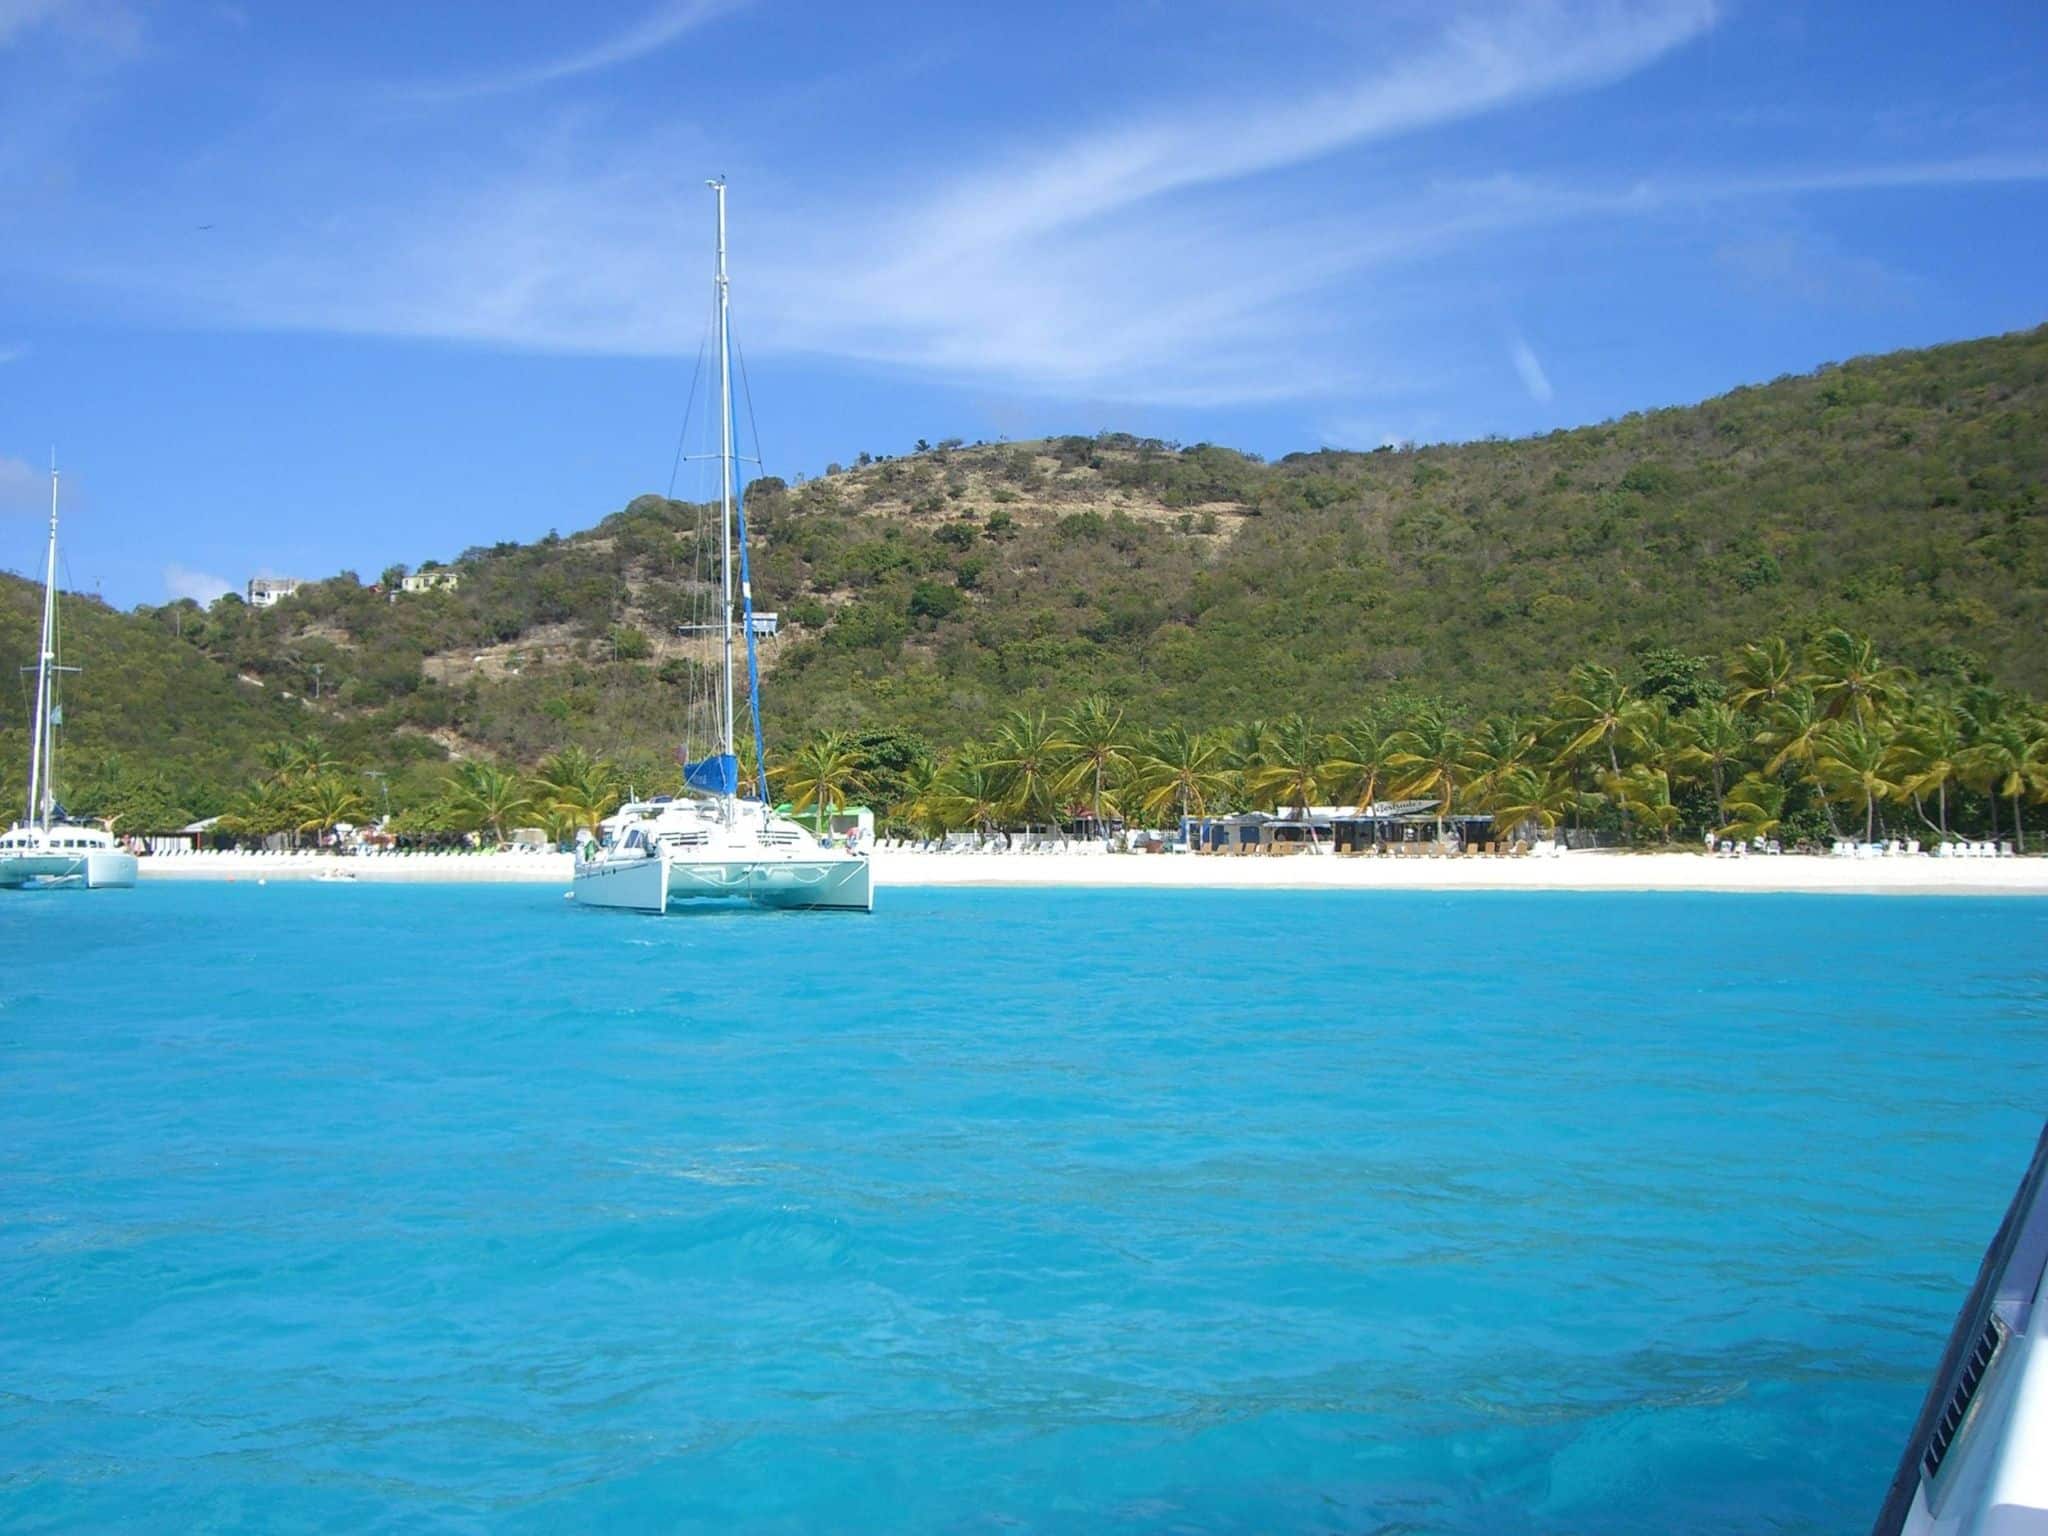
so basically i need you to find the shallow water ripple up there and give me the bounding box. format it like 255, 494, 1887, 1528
2, 885, 2045, 1532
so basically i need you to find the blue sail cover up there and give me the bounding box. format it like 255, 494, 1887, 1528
682, 752, 738, 796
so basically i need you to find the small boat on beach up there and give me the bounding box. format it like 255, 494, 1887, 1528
571, 180, 870, 916
0, 459, 137, 893
1872, 1120, 2048, 1534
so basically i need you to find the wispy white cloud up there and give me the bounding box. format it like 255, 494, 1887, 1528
1510, 335, 1555, 402
162, 562, 232, 603
894, 1, 1719, 264
114, 0, 1715, 405
404, 0, 745, 101
20, 1, 2048, 412
1714, 228, 1915, 307
761, 0, 1721, 397
0, 453, 42, 510
0, 0, 139, 54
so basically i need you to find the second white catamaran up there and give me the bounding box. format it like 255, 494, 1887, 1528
571, 180, 872, 915
0, 460, 138, 892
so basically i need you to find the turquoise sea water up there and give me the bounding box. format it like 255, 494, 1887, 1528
3, 884, 2046, 1533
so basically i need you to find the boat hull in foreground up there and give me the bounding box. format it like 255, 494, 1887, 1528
1873, 1119, 2048, 1535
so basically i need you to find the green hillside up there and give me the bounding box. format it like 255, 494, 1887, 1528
160, 325, 2048, 743
5, 323, 2046, 831
0, 576, 353, 826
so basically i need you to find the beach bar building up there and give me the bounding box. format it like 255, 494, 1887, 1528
1330, 800, 1494, 851
1182, 801, 1494, 853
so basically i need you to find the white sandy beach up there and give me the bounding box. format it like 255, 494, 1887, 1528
131, 847, 2048, 895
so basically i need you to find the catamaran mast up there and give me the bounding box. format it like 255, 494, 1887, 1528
24, 456, 59, 833
710, 176, 736, 775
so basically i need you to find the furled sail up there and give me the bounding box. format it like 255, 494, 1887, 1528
682, 752, 739, 796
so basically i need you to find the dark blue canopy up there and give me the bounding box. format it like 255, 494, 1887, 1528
682, 753, 738, 796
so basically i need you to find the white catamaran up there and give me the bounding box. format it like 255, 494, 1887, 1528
571, 180, 872, 915
0, 460, 138, 892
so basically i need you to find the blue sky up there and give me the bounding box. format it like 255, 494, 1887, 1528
1, 0, 2044, 608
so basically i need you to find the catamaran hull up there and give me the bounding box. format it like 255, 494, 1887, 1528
668, 855, 872, 912
572, 853, 872, 914
571, 853, 671, 913
0, 850, 138, 890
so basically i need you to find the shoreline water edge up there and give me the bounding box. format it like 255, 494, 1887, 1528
125, 848, 2048, 895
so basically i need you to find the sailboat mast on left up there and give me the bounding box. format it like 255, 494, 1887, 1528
25, 454, 62, 832
0, 454, 138, 890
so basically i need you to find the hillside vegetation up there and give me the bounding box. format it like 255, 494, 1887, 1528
2, 324, 2044, 830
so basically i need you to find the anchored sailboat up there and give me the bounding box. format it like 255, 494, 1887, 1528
571, 180, 872, 915
0, 459, 139, 892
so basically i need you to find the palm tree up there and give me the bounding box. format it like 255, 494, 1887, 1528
1674, 701, 1748, 804
1894, 699, 1967, 839
1812, 719, 1903, 842
1756, 686, 1844, 838
1960, 715, 2047, 853
929, 749, 1004, 842
774, 731, 866, 830
1482, 765, 1579, 838
1603, 764, 1683, 843
893, 755, 945, 840
219, 778, 296, 843
1460, 714, 1537, 806
257, 739, 300, 781
985, 710, 1074, 828
1223, 718, 1269, 807
1132, 725, 1233, 826
1324, 713, 1402, 809
1627, 701, 1690, 789
1550, 663, 1647, 833
1387, 704, 1469, 844
1804, 628, 1908, 724
1552, 664, 1643, 774
534, 745, 604, 794
533, 747, 622, 839
444, 761, 533, 845
294, 773, 370, 845
1726, 637, 1796, 712
1717, 773, 1788, 843
264, 735, 342, 784
1059, 697, 1129, 833
1247, 714, 1326, 817
547, 779, 622, 840
1756, 685, 1826, 775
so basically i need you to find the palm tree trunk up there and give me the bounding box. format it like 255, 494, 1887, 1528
1864, 790, 1875, 842
2013, 791, 2025, 854
1608, 739, 1631, 834
1938, 779, 1948, 838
